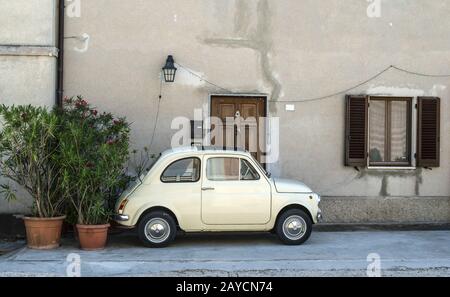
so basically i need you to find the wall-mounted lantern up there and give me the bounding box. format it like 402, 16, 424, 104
162, 55, 177, 82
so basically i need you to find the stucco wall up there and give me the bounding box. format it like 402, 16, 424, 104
0, 0, 57, 45
0, 0, 57, 214
0, 0, 57, 106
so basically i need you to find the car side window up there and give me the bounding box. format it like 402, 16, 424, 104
240, 159, 260, 180
161, 157, 200, 183
206, 157, 239, 181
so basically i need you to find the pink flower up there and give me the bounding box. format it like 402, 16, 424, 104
91, 109, 98, 116
106, 139, 115, 145
75, 99, 88, 108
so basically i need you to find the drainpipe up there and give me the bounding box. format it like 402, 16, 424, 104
56, 0, 65, 108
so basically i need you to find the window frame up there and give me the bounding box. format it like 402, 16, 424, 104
206, 156, 240, 181
368, 96, 413, 167
240, 158, 260, 181
160, 157, 201, 183
205, 156, 261, 182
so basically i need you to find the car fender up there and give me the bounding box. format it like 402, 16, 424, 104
131, 202, 184, 227
271, 193, 319, 226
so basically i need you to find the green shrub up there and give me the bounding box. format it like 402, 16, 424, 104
0, 105, 65, 218
56, 96, 130, 225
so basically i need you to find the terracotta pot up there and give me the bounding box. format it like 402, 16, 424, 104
23, 216, 66, 250
76, 224, 110, 251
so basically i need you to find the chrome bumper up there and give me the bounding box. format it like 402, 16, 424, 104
113, 214, 129, 222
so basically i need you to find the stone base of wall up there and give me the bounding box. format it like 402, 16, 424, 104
314, 223, 450, 232
320, 196, 450, 223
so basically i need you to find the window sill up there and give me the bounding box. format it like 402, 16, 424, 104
367, 166, 416, 170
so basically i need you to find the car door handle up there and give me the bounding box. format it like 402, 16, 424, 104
201, 187, 215, 191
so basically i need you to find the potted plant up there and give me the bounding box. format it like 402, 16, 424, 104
0, 105, 66, 249
57, 97, 130, 250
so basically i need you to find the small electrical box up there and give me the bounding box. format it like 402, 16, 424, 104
190, 120, 203, 146
285, 104, 295, 111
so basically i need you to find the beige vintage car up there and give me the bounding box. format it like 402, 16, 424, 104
114, 147, 322, 247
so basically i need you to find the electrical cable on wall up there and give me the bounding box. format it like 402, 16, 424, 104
176, 63, 233, 93
151, 63, 449, 190
391, 65, 450, 78
277, 65, 392, 103
175, 63, 450, 103
148, 75, 163, 150
149, 64, 450, 150
282, 65, 450, 103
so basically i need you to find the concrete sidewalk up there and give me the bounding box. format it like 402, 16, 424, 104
1, 231, 449, 277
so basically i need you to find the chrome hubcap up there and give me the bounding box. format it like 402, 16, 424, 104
282, 215, 306, 240
145, 218, 170, 243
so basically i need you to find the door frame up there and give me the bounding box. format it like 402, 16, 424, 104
207, 93, 269, 165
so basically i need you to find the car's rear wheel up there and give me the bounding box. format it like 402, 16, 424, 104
276, 209, 312, 245
138, 211, 177, 248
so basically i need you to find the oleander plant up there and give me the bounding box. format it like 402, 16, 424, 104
0, 97, 131, 250
56, 96, 130, 250
0, 105, 66, 249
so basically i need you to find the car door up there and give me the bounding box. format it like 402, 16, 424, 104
201, 155, 271, 225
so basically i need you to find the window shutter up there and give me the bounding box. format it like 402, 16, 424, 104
345, 95, 368, 167
417, 97, 440, 167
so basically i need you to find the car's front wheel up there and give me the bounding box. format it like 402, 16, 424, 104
138, 211, 177, 248
276, 209, 312, 245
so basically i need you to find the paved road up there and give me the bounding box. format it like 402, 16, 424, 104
1, 231, 449, 276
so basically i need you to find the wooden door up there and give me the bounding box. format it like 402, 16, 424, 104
210, 96, 266, 162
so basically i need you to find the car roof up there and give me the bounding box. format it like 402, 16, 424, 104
160, 146, 251, 158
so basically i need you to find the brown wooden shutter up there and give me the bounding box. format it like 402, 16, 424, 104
417, 97, 440, 167
345, 95, 368, 167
